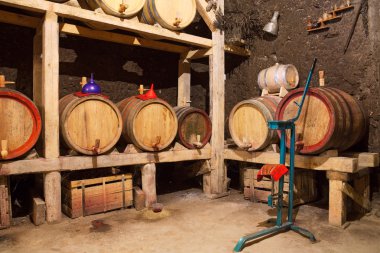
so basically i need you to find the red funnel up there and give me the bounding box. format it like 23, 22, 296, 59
137, 83, 158, 100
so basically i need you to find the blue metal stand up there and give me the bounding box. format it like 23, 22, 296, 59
234, 59, 318, 252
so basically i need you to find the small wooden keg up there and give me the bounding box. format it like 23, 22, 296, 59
229, 96, 281, 151
258, 63, 299, 93
118, 97, 178, 151
0, 76, 42, 160
59, 94, 122, 155
141, 0, 197, 30
174, 106, 212, 149
275, 87, 367, 154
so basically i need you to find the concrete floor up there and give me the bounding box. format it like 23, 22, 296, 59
1, 189, 380, 253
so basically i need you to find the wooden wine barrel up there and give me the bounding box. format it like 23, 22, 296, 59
118, 97, 178, 151
275, 87, 367, 154
141, 0, 197, 30
86, 0, 145, 18
258, 63, 299, 93
229, 96, 281, 151
59, 94, 122, 155
0, 88, 42, 160
174, 106, 212, 149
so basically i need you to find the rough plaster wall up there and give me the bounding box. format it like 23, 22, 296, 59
224, 0, 380, 152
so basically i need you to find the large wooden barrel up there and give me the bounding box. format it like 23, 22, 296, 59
174, 106, 212, 149
118, 97, 178, 151
59, 94, 122, 155
141, 0, 197, 30
86, 0, 145, 18
229, 96, 281, 151
258, 63, 299, 93
275, 87, 367, 154
0, 88, 42, 160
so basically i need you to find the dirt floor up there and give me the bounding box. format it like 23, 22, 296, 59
1, 189, 380, 253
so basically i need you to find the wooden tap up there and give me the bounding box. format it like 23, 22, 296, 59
1, 140, 8, 159
192, 135, 203, 149
92, 139, 101, 154
241, 137, 252, 149
80, 76, 87, 87
173, 17, 182, 27
152, 136, 161, 150
319, 70, 325, 86
119, 3, 128, 13
0, 75, 15, 88
138, 84, 149, 95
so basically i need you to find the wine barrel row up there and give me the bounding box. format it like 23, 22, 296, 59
229, 88, 367, 155
229, 96, 281, 151
49, 0, 196, 31
275, 87, 367, 154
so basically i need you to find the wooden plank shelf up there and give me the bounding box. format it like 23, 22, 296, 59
0, 145, 212, 176
224, 148, 379, 173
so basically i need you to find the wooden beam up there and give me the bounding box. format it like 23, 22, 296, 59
186, 45, 251, 60
353, 174, 370, 214
208, 0, 226, 194
0, 148, 212, 175
195, 0, 218, 32
343, 152, 379, 168
342, 182, 371, 211
59, 23, 189, 54
0, 0, 213, 48
177, 54, 191, 106
224, 149, 359, 173
0, 9, 40, 28
0, 10, 250, 57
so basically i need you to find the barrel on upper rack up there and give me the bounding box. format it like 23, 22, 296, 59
117, 97, 178, 151
275, 87, 367, 155
0, 88, 42, 160
140, 0, 197, 30
59, 94, 123, 155
174, 106, 212, 149
84, 0, 145, 18
229, 96, 282, 151
257, 63, 299, 93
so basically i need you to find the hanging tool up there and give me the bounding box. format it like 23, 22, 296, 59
343, 0, 365, 54
234, 58, 318, 252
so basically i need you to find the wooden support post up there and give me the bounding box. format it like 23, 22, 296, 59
178, 53, 191, 107
0, 176, 10, 229
133, 186, 146, 211
207, 0, 226, 195
329, 179, 346, 226
352, 170, 371, 214
141, 163, 157, 208
33, 12, 61, 223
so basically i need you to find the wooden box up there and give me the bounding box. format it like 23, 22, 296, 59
62, 174, 133, 218
241, 166, 317, 206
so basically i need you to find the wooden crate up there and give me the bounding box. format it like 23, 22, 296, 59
62, 174, 133, 218
241, 166, 318, 206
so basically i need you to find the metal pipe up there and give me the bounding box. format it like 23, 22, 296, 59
292, 58, 317, 122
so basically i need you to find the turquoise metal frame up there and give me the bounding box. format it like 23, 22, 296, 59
233, 58, 318, 252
